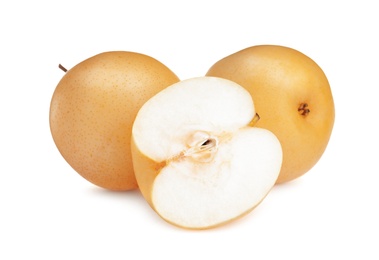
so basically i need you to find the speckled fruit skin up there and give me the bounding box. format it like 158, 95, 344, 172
49, 51, 179, 190
206, 45, 335, 184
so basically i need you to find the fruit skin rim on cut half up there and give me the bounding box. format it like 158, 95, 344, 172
131, 76, 283, 229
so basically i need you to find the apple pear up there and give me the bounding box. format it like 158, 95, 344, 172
50, 51, 179, 190
206, 45, 335, 183
131, 77, 282, 229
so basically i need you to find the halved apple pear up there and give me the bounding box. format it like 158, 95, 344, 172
131, 77, 282, 229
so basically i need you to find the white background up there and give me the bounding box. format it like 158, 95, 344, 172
1, 0, 378, 259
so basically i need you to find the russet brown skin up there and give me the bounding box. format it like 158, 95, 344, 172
50, 51, 179, 190
206, 45, 335, 183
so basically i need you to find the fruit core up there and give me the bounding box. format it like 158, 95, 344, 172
183, 131, 219, 163
170, 113, 261, 164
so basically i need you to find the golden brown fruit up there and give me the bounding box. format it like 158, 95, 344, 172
131, 77, 282, 229
50, 51, 179, 190
206, 45, 335, 184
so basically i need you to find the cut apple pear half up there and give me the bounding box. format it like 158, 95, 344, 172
131, 77, 283, 229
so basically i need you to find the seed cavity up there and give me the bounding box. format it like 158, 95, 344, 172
184, 132, 219, 163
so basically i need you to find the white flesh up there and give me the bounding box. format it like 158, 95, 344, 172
132, 77, 282, 229
132, 77, 255, 162
153, 127, 282, 229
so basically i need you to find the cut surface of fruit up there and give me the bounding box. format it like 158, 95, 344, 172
153, 128, 282, 228
132, 77, 282, 229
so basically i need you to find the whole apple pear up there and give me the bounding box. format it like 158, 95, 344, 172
50, 51, 179, 190
206, 45, 335, 183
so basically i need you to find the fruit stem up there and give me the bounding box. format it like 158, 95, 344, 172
58, 64, 68, 72
248, 113, 260, 127
298, 103, 310, 116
